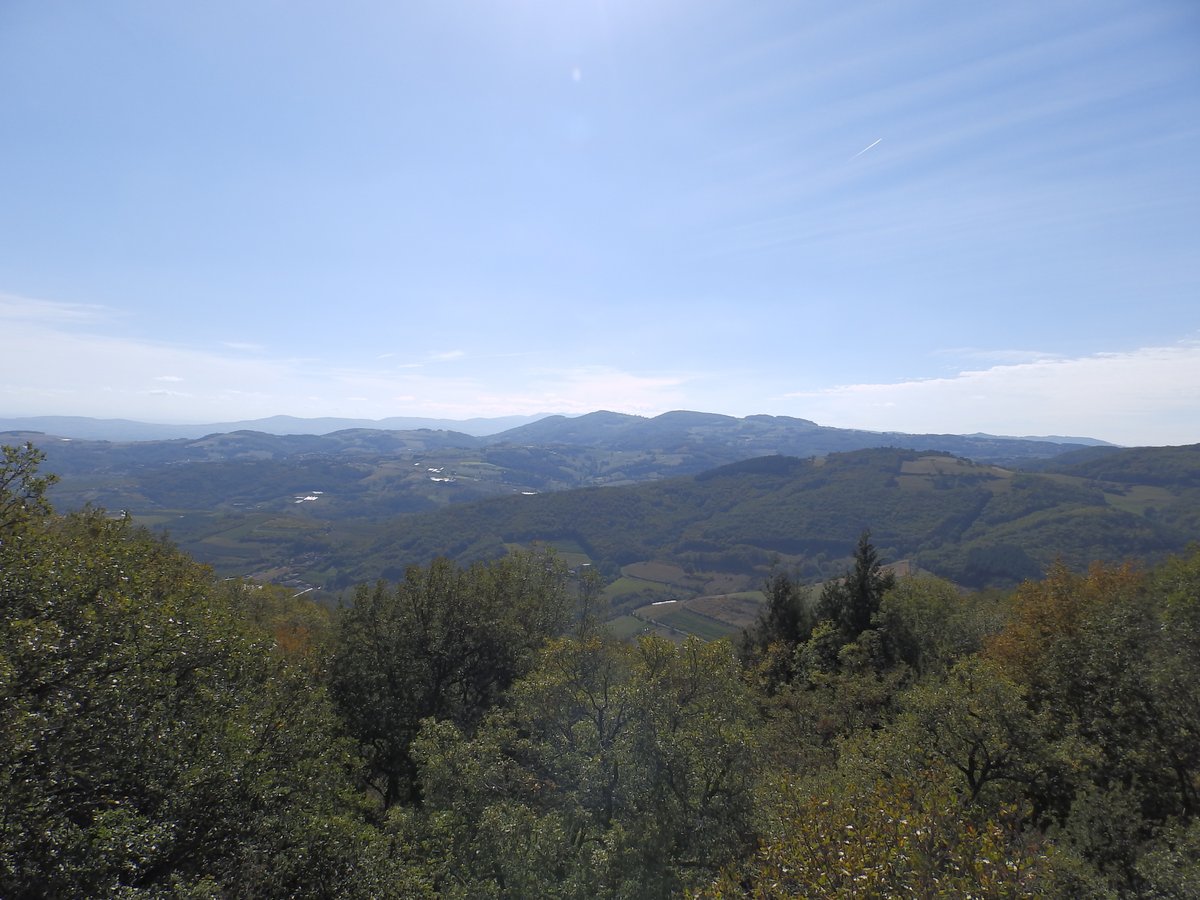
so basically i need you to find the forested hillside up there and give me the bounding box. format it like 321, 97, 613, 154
3, 442, 1198, 897
25, 425, 1198, 603
346, 446, 1199, 601
23, 409, 1099, 519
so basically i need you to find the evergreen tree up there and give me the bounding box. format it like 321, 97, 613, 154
741, 571, 811, 657
816, 529, 895, 641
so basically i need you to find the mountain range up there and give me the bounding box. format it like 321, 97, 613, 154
0, 410, 1113, 447
6, 411, 1193, 618
0, 413, 550, 441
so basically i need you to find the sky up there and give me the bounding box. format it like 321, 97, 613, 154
1, 1, 1198, 446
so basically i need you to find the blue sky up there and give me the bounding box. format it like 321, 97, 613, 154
1, 1, 1198, 445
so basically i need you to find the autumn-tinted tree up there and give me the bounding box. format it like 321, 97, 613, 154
701, 764, 1097, 898
980, 555, 1200, 891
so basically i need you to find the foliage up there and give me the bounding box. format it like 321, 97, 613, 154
6, 444, 1200, 895
738, 570, 811, 687
815, 529, 896, 641
875, 573, 1001, 675
395, 636, 762, 898
0, 441, 58, 531
701, 765, 1098, 899
328, 549, 572, 808
977, 556, 1200, 891
1047, 444, 1200, 488
874, 657, 1061, 810
0, 454, 378, 896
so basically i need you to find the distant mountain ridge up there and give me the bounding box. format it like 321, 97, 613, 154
0, 410, 1117, 449
0, 413, 552, 441
480, 410, 1116, 462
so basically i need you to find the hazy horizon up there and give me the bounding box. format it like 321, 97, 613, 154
0, 409, 1133, 448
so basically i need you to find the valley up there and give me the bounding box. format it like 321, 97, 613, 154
9, 412, 1197, 643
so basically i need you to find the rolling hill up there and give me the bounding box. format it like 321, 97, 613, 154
343, 447, 1197, 602
6, 416, 1186, 617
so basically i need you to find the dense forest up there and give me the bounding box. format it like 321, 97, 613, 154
3, 441, 1199, 897
30, 422, 1200, 610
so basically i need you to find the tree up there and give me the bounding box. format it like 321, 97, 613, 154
399, 636, 762, 898
741, 571, 811, 656
329, 550, 572, 809
884, 657, 1057, 808
0, 451, 378, 897
700, 765, 1097, 898
875, 574, 1000, 676
739, 570, 812, 693
0, 442, 57, 532
815, 529, 895, 642
981, 555, 1200, 891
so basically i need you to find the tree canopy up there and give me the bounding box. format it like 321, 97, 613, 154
2, 444, 1197, 896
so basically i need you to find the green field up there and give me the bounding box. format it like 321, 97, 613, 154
1104, 484, 1177, 515
622, 561, 690, 584
687, 592, 765, 629
603, 575, 677, 606
654, 607, 739, 641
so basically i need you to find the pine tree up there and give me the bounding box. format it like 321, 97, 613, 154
816, 530, 895, 641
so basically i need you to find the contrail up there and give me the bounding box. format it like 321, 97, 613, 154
850, 138, 882, 160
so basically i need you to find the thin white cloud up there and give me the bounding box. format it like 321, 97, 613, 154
935, 347, 1062, 366
0, 292, 112, 324
787, 342, 1200, 446
0, 297, 691, 423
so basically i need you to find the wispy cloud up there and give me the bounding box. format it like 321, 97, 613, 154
0, 295, 695, 423
3, 288, 1194, 446
786, 342, 1200, 446
934, 348, 1062, 366
0, 292, 112, 324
